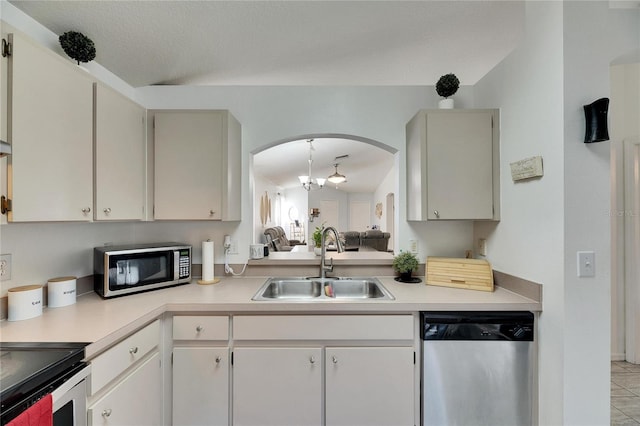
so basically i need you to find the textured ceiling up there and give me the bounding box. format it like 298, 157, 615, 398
6, 0, 524, 193
8, 0, 525, 87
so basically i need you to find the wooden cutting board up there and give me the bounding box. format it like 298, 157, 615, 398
426, 257, 494, 292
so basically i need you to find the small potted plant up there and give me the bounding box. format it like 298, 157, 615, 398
312, 222, 326, 255
435, 73, 460, 109
392, 251, 419, 282
59, 31, 96, 66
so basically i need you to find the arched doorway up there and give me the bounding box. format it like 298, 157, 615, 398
252, 134, 397, 250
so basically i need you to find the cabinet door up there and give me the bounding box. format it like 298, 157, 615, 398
94, 83, 145, 221
325, 347, 414, 426
233, 347, 322, 426
173, 347, 228, 426
426, 110, 494, 219
88, 352, 162, 426
7, 32, 94, 221
154, 111, 223, 220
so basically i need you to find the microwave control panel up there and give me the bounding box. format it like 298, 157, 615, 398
178, 249, 191, 279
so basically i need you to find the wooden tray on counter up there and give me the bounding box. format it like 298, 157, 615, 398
426, 257, 494, 292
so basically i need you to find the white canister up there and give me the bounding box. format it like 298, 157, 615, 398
250, 244, 264, 259
47, 276, 77, 308
8, 285, 43, 321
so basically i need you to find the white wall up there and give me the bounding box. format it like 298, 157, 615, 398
136, 85, 477, 265
474, 2, 640, 425
473, 2, 566, 424
563, 4, 639, 425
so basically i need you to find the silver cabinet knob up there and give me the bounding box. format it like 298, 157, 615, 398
209, 210, 215, 216
82, 207, 91, 214
196, 325, 203, 333
215, 356, 221, 364
102, 409, 112, 418
332, 356, 338, 364
103, 208, 111, 214
129, 347, 138, 354
433, 210, 440, 218
309, 356, 316, 364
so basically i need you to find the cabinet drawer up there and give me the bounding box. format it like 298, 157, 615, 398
88, 352, 162, 426
233, 315, 414, 341
173, 315, 229, 341
90, 320, 160, 395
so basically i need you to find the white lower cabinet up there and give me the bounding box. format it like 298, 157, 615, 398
325, 347, 415, 426
172, 347, 229, 426
231, 315, 416, 426
88, 352, 162, 426
171, 315, 230, 426
232, 347, 323, 426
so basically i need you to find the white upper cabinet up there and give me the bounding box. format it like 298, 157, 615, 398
94, 83, 146, 221
406, 109, 500, 221
152, 110, 241, 221
6, 32, 94, 222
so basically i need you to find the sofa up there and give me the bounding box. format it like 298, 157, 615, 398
264, 226, 303, 252
359, 230, 391, 252
336, 230, 390, 252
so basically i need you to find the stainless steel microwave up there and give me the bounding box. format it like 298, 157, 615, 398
94, 242, 192, 298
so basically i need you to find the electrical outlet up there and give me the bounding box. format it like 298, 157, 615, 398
409, 240, 418, 254
478, 238, 487, 257
0, 254, 12, 281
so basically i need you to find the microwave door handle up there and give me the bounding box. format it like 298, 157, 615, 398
174, 251, 180, 280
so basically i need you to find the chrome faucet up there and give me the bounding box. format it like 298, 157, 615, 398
320, 226, 344, 279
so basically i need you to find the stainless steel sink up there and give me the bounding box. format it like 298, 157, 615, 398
252, 277, 394, 301
256, 279, 322, 299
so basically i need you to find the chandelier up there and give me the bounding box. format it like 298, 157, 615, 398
327, 163, 347, 184
298, 139, 326, 191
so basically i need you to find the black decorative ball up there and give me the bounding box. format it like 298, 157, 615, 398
59, 31, 96, 65
435, 73, 460, 98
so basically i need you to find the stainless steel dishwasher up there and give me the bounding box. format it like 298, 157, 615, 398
421, 311, 535, 426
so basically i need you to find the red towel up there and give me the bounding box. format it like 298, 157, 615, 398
7, 394, 53, 426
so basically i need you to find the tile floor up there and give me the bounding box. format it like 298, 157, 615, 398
612, 361, 640, 425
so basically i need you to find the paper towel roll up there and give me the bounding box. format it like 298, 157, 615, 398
202, 240, 215, 282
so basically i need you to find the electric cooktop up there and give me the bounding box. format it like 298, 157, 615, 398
0, 342, 88, 425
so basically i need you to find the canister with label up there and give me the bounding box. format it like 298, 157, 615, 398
8, 285, 43, 321
47, 276, 77, 308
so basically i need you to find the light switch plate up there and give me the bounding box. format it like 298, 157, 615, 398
409, 240, 418, 254
577, 251, 595, 277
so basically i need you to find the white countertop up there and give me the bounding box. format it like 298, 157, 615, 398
0, 276, 540, 358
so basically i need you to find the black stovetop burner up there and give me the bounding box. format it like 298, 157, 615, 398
0, 342, 88, 425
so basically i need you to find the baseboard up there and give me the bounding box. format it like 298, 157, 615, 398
611, 353, 626, 361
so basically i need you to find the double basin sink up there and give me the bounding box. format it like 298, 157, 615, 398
252, 277, 395, 301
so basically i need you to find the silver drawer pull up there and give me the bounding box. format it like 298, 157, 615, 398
102, 409, 112, 418
82, 207, 91, 214
103, 208, 111, 214
129, 347, 138, 354
434, 210, 440, 218
310, 356, 316, 364
209, 210, 215, 216
332, 356, 338, 364
196, 325, 203, 332
215, 356, 221, 364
